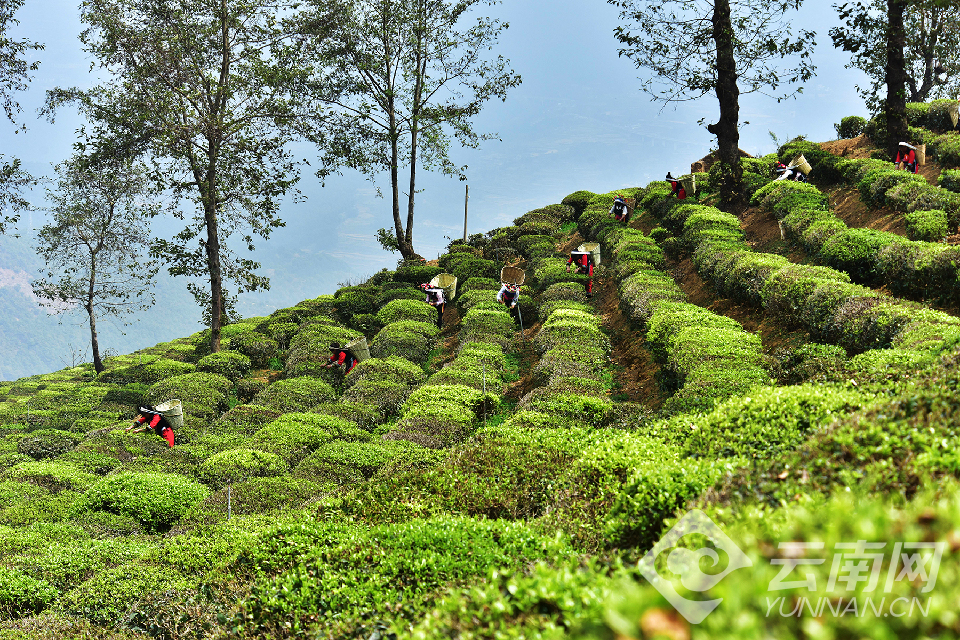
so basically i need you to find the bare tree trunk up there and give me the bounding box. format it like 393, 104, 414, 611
707, 0, 744, 208
886, 0, 908, 156
205, 202, 224, 354
87, 257, 103, 373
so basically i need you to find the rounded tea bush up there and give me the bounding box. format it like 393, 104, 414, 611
230, 332, 280, 368
252, 415, 332, 465
73, 471, 209, 532
196, 350, 252, 382
16, 429, 80, 460
834, 115, 867, 140
200, 448, 286, 485
376, 298, 436, 325
0, 567, 58, 617
147, 372, 233, 424
252, 377, 337, 412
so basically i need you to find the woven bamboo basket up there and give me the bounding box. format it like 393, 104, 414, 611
577, 242, 601, 267
346, 336, 370, 363
917, 144, 926, 165
155, 399, 184, 429
950, 101, 959, 129
680, 174, 696, 195
429, 273, 458, 301
791, 154, 813, 175
500, 266, 525, 286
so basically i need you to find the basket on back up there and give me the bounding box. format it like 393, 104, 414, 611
790, 154, 813, 175
500, 266, 525, 286
623, 197, 636, 211
680, 174, 697, 195
346, 336, 371, 363
429, 273, 458, 301
155, 399, 184, 430
917, 144, 927, 165
577, 242, 601, 267
950, 101, 959, 129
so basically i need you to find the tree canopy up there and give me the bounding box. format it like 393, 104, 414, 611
608, 0, 816, 204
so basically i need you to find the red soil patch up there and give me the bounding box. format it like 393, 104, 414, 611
819, 135, 875, 160
825, 186, 907, 236
558, 231, 584, 255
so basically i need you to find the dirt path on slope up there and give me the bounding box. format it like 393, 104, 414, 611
592, 272, 666, 409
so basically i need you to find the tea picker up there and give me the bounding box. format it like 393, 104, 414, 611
126, 400, 182, 448
419, 282, 447, 329
773, 161, 806, 182
567, 243, 600, 298
325, 342, 359, 374
610, 193, 631, 224
894, 142, 919, 174
499, 266, 526, 333
665, 172, 687, 199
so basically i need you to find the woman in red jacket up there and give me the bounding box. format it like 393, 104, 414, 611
126, 405, 175, 448
325, 342, 358, 374
894, 142, 919, 174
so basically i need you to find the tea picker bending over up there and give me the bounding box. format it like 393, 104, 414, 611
567, 249, 594, 298
420, 283, 446, 329
774, 161, 806, 182
666, 173, 686, 199
497, 282, 522, 320
325, 342, 358, 374
894, 142, 919, 174
126, 404, 175, 448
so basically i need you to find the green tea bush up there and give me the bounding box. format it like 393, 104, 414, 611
16, 429, 79, 460
195, 350, 251, 382
818, 227, 891, 281
251, 377, 336, 412
561, 190, 597, 219
73, 471, 209, 532
284, 323, 363, 379
393, 264, 443, 284
376, 298, 435, 325
293, 440, 418, 482
369, 322, 437, 364
251, 415, 331, 465
209, 404, 282, 437
199, 448, 286, 485
236, 516, 575, 637
459, 277, 499, 293
682, 383, 869, 460
147, 372, 232, 426
939, 168, 960, 193
451, 256, 497, 282
228, 332, 279, 368
834, 115, 867, 139
99, 358, 196, 385
344, 355, 426, 389
341, 379, 411, 418
0, 568, 58, 617
374, 286, 423, 306
62, 564, 178, 627
905, 208, 949, 241
348, 312, 383, 335
5, 461, 98, 493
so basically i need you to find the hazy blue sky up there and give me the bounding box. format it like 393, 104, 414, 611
0, 0, 869, 328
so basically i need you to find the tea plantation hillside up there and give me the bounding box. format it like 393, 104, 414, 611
3, 123, 960, 638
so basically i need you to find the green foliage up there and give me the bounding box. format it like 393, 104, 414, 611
344, 355, 426, 388
251, 377, 336, 412
452, 256, 497, 281
561, 190, 597, 218
73, 471, 209, 532
834, 115, 866, 139
195, 350, 251, 382
199, 448, 286, 484
376, 298, 435, 325
235, 517, 575, 636
393, 264, 443, 284
0, 568, 58, 617
369, 321, 439, 364
147, 372, 232, 426
905, 208, 949, 242
16, 429, 79, 460
229, 331, 280, 368
5, 461, 98, 493
62, 564, 179, 627
939, 168, 960, 193
99, 358, 197, 385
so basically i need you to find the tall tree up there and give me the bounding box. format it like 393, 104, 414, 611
832, 0, 960, 154
45, 0, 337, 352
831, 0, 960, 108
301, 0, 520, 260
608, 0, 816, 206
0, 0, 42, 234
33, 155, 158, 373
